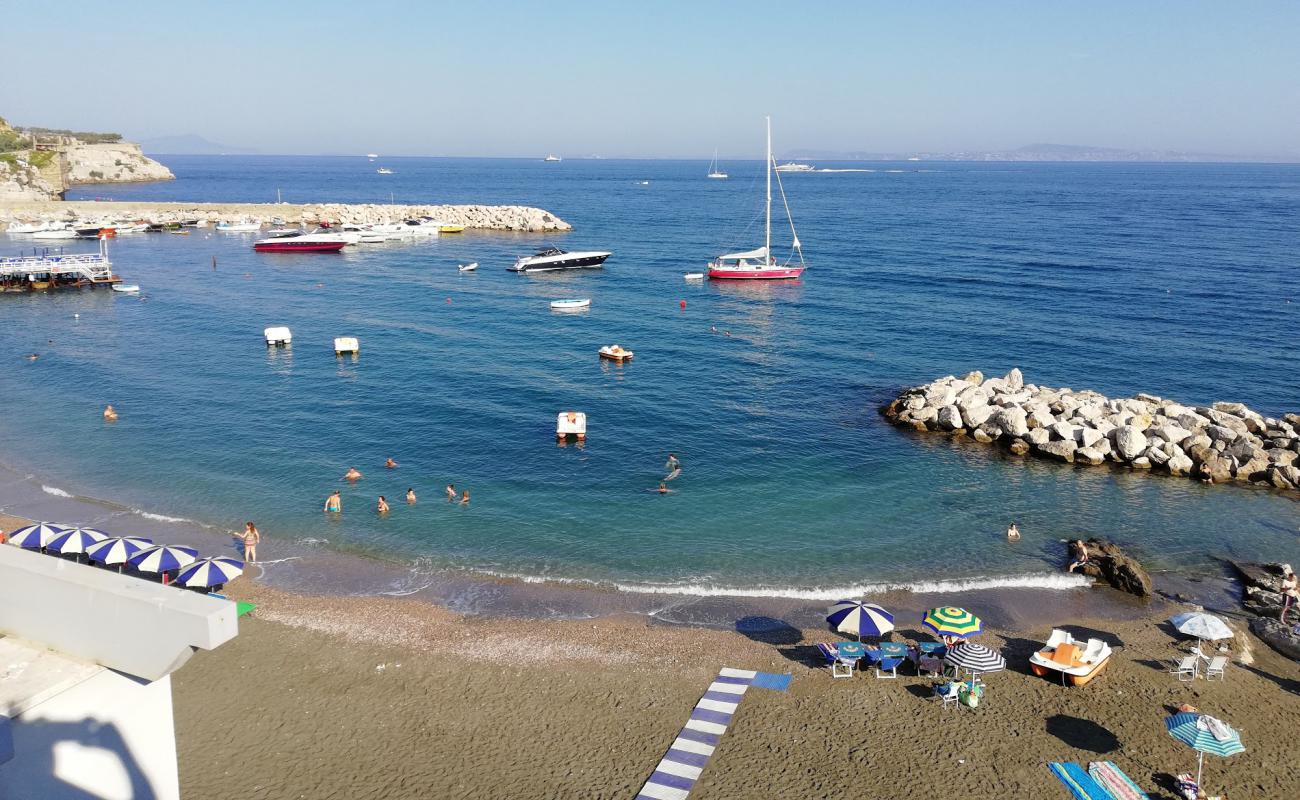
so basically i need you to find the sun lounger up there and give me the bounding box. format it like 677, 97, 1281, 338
875, 654, 904, 679
816, 643, 855, 678
1204, 655, 1228, 681
916, 655, 943, 678
1170, 655, 1198, 682
1048, 762, 1114, 800
1087, 761, 1152, 800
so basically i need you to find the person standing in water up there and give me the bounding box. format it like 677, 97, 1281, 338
446, 484, 456, 502
666, 453, 680, 472
324, 490, 342, 514
459, 490, 470, 505
406, 487, 417, 504
1006, 522, 1020, 541
377, 496, 390, 514
385, 458, 398, 469
241, 522, 261, 562
344, 467, 363, 481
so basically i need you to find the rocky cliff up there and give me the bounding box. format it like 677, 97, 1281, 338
65, 142, 173, 185
0, 156, 58, 201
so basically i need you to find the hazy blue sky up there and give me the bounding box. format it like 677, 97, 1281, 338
3, 1, 1297, 157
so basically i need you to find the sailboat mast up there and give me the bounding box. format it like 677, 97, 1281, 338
765, 116, 771, 261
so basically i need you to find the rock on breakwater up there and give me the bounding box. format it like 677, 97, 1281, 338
0, 201, 572, 233
881, 369, 1300, 493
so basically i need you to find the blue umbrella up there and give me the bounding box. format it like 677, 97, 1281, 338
7, 522, 67, 549
176, 557, 244, 588
87, 536, 154, 569
128, 544, 199, 575
47, 527, 109, 556
1165, 712, 1245, 790
826, 600, 895, 641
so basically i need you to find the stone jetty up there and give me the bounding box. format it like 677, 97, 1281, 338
881, 368, 1300, 493
0, 200, 571, 233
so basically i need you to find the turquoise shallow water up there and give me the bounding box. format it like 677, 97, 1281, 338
2, 157, 1298, 599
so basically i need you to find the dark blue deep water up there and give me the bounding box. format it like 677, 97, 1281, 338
2, 156, 1298, 599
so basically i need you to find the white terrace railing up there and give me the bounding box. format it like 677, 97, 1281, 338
0, 240, 115, 282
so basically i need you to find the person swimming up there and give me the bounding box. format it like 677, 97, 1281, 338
406, 488, 416, 504
666, 453, 681, 471
459, 489, 470, 505
385, 458, 398, 469
657, 482, 670, 494
1006, 522, 1020, 541
103, 404, 118, 421
344, 467, 362, 481
377, 495, 390, 514
324, 490, 342, 513
446, 484, 456, 502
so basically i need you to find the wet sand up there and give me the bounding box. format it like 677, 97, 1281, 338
173, 582, 1300, 799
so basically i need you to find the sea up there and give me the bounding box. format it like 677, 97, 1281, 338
2, 155, 1298, 623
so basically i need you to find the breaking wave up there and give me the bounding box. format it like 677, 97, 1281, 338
41, 485, 73, 498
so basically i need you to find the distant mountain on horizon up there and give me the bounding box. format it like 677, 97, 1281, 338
784, 143, 1293, 163
138, 134, 257, 155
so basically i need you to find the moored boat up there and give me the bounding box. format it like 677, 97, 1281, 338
512, 248, 611, 273
598, 344, 633, 361
458, 262, 479, 272
253, 233, 347, 252
217, 219, 262, 232
112, 284, 141, 293
550, 298, 591, 311
1029, 629, 1113, 686
707, 148, 728, 179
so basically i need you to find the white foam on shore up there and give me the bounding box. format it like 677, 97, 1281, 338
41, 485, 73, 498
130, 508, 191, 524
473, 570, 1090, 600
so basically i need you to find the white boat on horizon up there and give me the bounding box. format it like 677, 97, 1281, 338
708, 117, 806, 281
544, 154, 562, 162
376, 167, 394, 174
774, 161, 815, 172
366, 153, 379, 159
707, 148, 728, 179
458, 262, 479, 272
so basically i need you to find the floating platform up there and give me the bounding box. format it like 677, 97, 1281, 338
334, 336, 359, 355
0, 239, 120, 293
557, 411, 587, 440
265, 326, 292, 346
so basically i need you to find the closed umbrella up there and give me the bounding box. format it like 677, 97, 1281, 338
128, 544, 199, 576
1165, 712, 1245, 791
922, 606, 983, 640
7, 522, 67, 550
1169, 612, 1234, 641
826, 600, 894, 641
945, 640, 1006, 692
86, 536, 154, 570
176, 557, 244, 588
46, 527, 109, 556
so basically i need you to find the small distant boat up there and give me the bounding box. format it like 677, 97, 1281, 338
683, 272, 705, 281
376, 168, 394, 174
112, 284, 140, 293
774, 161, 814, 172
636, 181, 650, 185
550, 298, 591, 311
32, 228, 77, 240
217, 219, 262, 232
1029, 629, 1113, 687
366, 153, 379, 159
5, 221, 55, 234
439, 224, 465, 233
598, 344, 633, 362
544, 154, 562, 162
458, 262, 479, 272
707, 148, 728, 179
511, 248, 611, 273
253, 233, 347, 252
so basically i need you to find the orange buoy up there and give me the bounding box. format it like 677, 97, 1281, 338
680, 299, 686, 309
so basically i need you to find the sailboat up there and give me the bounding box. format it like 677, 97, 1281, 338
707, 117, 806, 280
707, 149, 728, 179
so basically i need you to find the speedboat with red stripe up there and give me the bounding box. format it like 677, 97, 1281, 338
708, 116, 806, 281
253, 232, 347, 252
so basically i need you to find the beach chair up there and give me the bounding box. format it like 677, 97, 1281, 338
816, 643, 855, 678
1170, 655, 1198, 682
937, 682, 962, 711
1204, 655, 1228, 681
875, 654, 904, 679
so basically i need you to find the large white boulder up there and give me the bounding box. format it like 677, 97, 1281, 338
992, 406, 1029, 438
937, 405, 964, 430
1113, 425, 1148, 461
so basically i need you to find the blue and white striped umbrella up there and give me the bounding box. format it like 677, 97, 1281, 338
176, 557, 244, 588
47, 527, 109, 555
127, 544, 199, 573
86, 536, 154, 566
1165, 712, 1245, 789
7, 522, 67, 549
826, 600, 895, 640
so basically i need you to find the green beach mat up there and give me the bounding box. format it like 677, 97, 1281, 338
236, 601, 257, 617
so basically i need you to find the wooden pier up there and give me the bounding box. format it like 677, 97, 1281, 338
0, 238, 119, 292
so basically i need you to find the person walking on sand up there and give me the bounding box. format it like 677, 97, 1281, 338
377, 495, 390, 514
1006, 522, 1020, 541
1281, 564, 1299, 625
324, 490, 342, 513
446, 484, 456, 502
406, 487, 417, 504
344, 467, 362, 481
241, 522, 261, 563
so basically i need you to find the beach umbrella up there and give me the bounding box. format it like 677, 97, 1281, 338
7, 522, 67, 549
127, 544, 199, 575
944, 641, 1007, 674
176, 557, 244, 588
826, 600, 895, 640
922, 606, 983, 640
1165, 712, 1245, 790
86, 536, 154, 569
46, 527, 109, 556
1170, 612, 1234, 641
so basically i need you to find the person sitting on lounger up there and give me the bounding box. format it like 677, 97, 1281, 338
1067, 539, 1089, 572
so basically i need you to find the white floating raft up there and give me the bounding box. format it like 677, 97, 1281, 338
550, 298, 591, 311
556, 411, 587, 440
334, 336, 359, 355
112, 284, 140, 293
683, 273, 705, 282
264, 326, 292, 346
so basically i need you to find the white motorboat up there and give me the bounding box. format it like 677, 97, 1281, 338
32, 228, 77, 240
544, 154, 562, 162
598, 344, 633, 361
340, 224, 388, 244
253, 233, 347, 252
774, 161, 815, 172
393, 218, 441, 237
708, 117, 807, 281
511, 248, 611, 273
366, 153, 379, 159
376, 168, 394, 174
550, 298, 591, 311
217, 219, 262, 232
112, 284, 140, 293
5, 221, 56, 234
458, 262, 479, 272
707, 148, 728, 179
683, 272, 705, 281
112, 223, 148, 233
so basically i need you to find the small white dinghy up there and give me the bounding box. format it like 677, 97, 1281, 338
112, 284, 141, 293
550, 298, 591, 311
683, 273, 705, 281
458, 262, 478, 272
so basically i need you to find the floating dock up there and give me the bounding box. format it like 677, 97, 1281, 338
0, 238, 119, 292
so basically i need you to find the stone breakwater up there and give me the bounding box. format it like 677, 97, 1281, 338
881, 369, 1300, 492
0, 201, 572, 233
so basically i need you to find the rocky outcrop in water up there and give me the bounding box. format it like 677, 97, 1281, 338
880, 369, 1300, 494
1077, 538, 1153, 598
65, 142, 173, 185
1228, 560, 1300, 662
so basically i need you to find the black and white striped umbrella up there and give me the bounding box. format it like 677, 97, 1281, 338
944, 641, 1006, 674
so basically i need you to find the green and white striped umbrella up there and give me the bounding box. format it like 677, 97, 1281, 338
1165, 712, 1244, 790
922, 607, 983, 639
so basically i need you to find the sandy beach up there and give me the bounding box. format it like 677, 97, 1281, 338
169, 581, 1300, 799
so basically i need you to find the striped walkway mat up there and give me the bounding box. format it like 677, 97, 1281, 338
635, 667, 790, 800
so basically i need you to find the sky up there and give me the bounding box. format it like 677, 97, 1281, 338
3, 1, 1297, 158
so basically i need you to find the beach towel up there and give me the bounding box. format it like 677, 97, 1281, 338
1048, 762, 1116, 800
1087, 762, 1150, 800
1201, 715, 1234, 742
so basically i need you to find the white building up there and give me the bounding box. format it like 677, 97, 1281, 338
0, 544, 238, 799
